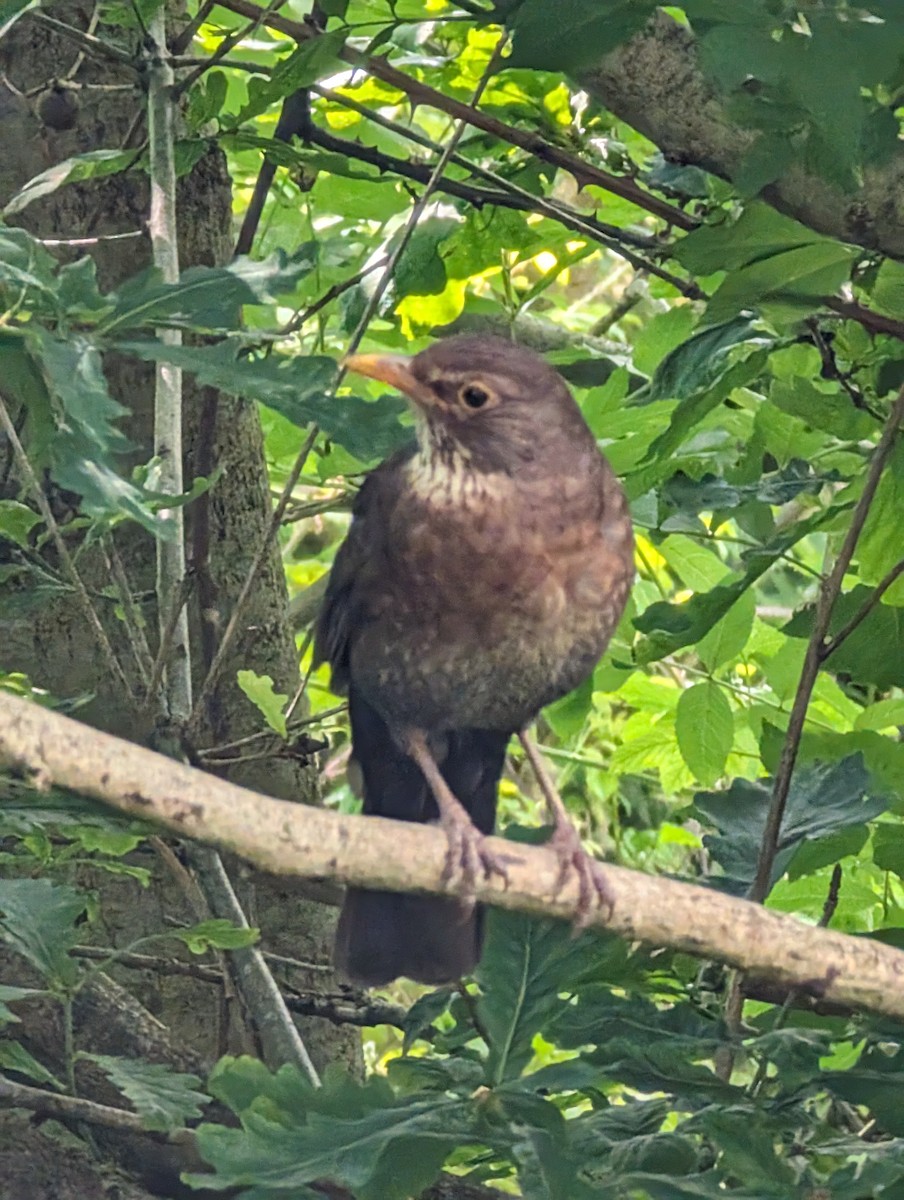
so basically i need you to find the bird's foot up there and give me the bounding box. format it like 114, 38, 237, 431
439, 811, 516, 898
548, 822, 615, 928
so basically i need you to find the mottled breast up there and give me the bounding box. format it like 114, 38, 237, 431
349, 449, 634, 732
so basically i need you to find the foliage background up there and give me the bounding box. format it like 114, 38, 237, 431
3, 1, 904, 1198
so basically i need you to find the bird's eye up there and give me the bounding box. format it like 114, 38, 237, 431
460, 384, 490, 409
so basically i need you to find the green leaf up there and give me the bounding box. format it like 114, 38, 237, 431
169, 919, 259, 954
117, 339, 409, 461
675, 683, 733, 785
0, 500, 40, 548
193, 1066, 477, 1199
236, 670, 288, 737
543, 675, 593, 739
693, 755, 891, 895
705, 242, 858, 325
0, 984, 41, 1027
695, 588, 756, 671
477, 910, 601, 1084
871, 824, 904, 880
634, 507, 831, 663
674, 205, 828, 276
85, 1053, 208, 1132
856, 442, 904, 591
507, 0, 657, 70
103, 248, 318, 335
0, 1040, 64, 1089
236, 29, 348, 123
0, 877, 86, 987
870, 259, 904, 319
784, 586, 904, 690
4, 149, 139, 216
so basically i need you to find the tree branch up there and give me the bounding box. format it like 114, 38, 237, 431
3, 691, 904, 1021
213, 0, 695, 231
579, 10, 904, 260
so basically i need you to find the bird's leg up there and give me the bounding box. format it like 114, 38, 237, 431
518, 730, 615, 924
404, 729, 515, 895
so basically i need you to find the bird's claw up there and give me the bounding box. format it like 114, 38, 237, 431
548, 823, 615, 929
440, 815, 516, 901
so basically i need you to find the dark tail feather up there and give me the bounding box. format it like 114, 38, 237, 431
335, 689, 509, 985
335, 891, 481, 986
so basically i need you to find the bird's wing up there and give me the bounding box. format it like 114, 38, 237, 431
312, 447, 411, 694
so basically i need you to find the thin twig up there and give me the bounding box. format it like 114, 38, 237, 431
750, 385, 904, 904
303, 124, 700, 298
0, 396, 135, 701
175, 0, 285, 93
31, 11, 138, 68
142, 571, 195, 714
279, 256, 390, 336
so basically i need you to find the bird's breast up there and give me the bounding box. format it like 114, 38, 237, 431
352, 457, 633, 731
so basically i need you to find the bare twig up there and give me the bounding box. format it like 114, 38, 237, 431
750, 385, 904, 904
31, 11, 138, 69
0, 1072, 161, 1136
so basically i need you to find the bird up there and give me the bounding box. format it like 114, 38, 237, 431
313, 334, 634, 986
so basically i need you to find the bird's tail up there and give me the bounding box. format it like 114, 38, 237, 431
334, 690, 508, 986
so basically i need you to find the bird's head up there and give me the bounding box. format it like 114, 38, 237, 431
344, 335, 595, 474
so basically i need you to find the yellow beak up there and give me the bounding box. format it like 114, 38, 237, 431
343, 352, 435, 408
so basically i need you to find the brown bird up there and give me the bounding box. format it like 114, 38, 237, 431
314, 335, 634, 986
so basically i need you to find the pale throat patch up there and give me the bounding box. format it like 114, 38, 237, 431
406, 423, 509, 508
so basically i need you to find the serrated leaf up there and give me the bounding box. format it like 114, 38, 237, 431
0, 1040, 64, 1089
477, 910, 602, 1084
696, 588, 756, 671
192, 1071, 477, 1199
693, 754, 891, 894
705, 242, 857, 325
170, 919, 259, 954
236, 29, 347, 123
675, 682, 733, 785
0, 877, 86, 987
86, 1053, 208, 1132
0, 985, 42, 1027
785, 586, 904, 690
237, 670, 288, 737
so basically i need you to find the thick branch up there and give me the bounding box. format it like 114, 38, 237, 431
579, 11, 904, 259
2, 692, 904, 1020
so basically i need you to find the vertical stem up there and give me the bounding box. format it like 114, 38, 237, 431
147, 7, 191, 720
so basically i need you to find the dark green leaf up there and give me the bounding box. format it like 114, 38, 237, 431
117, 339, 409, 460
693, 755, 891, 894
784, 586, 904, 690
477, 910, 605, 1084
0, 877, 86, 987
86, 1054, 208, 1132
507, 0, 657, 70
103, 248, 318, 334
4, 150, 139, 216
169, 919, 259, 954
